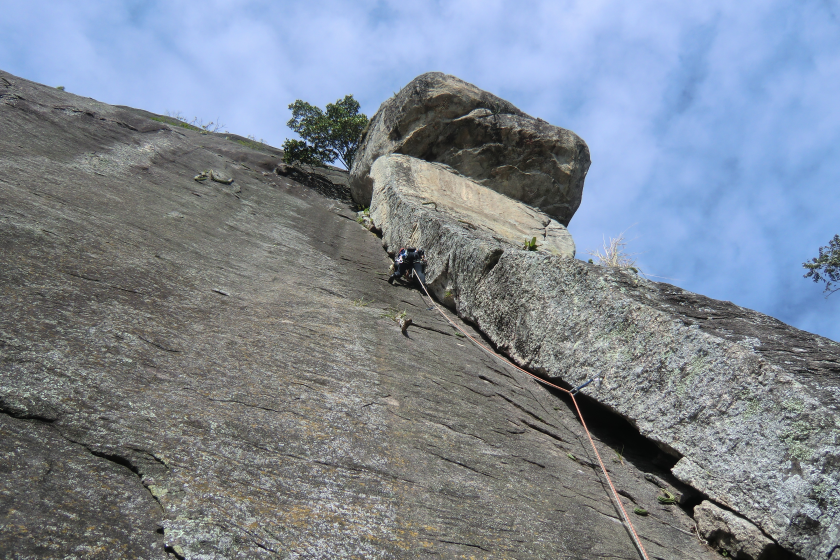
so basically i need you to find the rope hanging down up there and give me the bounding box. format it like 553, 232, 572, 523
412, 278, 651, 560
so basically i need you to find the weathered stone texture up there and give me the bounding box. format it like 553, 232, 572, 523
369, 154, 575, 258
695, 501, 788, 560
369, 154, 840, 560
350, 72, 590, 226
1, 70, 716, 559
0, 415, 169, 559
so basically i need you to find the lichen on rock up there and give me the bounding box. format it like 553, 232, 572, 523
367, 136, 840, 560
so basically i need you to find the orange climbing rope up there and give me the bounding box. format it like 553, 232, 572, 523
413, 279, 651, 560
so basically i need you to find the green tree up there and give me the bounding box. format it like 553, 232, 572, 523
803, 234, 840, 297
282, 95, 368, 170
280, 139, 324, 168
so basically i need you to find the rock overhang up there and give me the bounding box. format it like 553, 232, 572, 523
369, 151, 840, 559
351, 72, 590, 226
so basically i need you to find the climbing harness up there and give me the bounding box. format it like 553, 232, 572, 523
412, 277, 651, 560
388, 249, 427, 286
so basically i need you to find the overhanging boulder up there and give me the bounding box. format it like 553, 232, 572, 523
369, 156, 840, 560
351, 72, 590, 226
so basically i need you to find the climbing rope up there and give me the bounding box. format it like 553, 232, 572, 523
412, 278, 651, 560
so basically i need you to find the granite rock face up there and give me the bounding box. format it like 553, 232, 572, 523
1, 69, 717, 559
369, 155, 840, 560
350, 72, 590, 226
695, 501, 787, 560
369, 154, 575, 258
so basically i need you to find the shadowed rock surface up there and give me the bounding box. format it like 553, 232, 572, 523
368, 151, 840, 559
695, 501, 788, 559
0, 71, 717, 558
349, 72, 590, 226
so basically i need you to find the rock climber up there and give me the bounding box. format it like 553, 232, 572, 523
387, 247, 426, 285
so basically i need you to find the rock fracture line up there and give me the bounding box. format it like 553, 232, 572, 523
415, 278, 651, 560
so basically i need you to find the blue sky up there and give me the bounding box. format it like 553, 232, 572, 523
3, 0, 838, 340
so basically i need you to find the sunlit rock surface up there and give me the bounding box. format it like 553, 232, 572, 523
0, 69, 716, 559
368, 145, 840, 560
369, 154, 575, 259
350, 72, 590, 226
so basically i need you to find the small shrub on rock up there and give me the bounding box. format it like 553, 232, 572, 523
587, 230, 640, 272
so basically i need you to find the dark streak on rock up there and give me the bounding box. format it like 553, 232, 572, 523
137, 335, 181, 353
427, 450, 497, 479
439, 539, 489, 551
